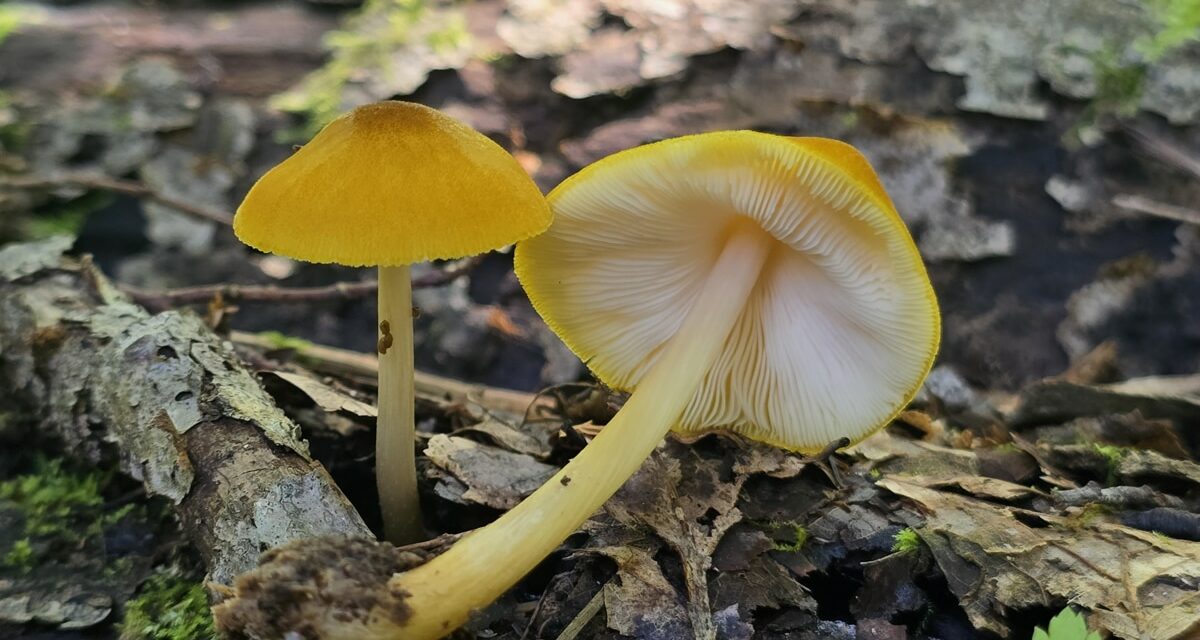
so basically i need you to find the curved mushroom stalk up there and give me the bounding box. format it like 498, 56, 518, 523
388, 222, 774, 637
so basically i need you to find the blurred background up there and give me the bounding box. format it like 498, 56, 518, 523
0, 0, 1198, 394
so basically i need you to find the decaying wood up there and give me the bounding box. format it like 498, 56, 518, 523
0, 237, 371, 584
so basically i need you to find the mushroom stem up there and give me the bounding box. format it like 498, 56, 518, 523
387, 222, 774, 638
377, 264, 423, 544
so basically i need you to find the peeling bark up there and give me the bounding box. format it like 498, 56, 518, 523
0, 237, 371, 584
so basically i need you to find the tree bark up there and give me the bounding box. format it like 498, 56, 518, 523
0, 236, 371, 585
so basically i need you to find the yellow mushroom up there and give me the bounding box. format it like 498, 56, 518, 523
277, 130, 939, 639
233, 101, 551, 544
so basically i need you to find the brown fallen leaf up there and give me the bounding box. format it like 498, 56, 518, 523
880, 477, 1200, 639
897, 474, 1044, 503
263, 370, 377, 419
590, 545, 690, 639
603, 447, 742, 640
423, 435, 558, 510
848, 430, 978, 480
580, 440, 814, 639
1010, 375, 1200, 428
452, 417, 554, 459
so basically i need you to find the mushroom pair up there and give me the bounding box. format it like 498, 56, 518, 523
386, 132, 940, 636
234, 102, 551, 544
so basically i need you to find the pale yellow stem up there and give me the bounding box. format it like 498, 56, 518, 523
384, 222, 774, 639
378, 264, 423, 544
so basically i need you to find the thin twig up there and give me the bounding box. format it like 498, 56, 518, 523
554, 584, 607, 640
1112, 193, 1200, 226
1, 172, 234, 226
229, 330, 547, 416
123, 255, 484, 310
392, 531, 467, 554
1123, 122, 1200, 182
519, 574, 564, 640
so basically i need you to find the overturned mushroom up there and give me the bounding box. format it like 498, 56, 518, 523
384, 131, 942, 637
233, 101, 551, 544
221, 131, 940, 638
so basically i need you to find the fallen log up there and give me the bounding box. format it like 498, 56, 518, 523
0, 236, 371, 584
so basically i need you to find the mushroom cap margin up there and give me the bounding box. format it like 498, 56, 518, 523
234, 101, 552, 267
515, 131, 940, 453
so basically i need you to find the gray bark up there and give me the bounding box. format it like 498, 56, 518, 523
0, 236, 371, 584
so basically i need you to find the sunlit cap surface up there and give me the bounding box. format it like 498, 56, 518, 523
516, 131, 940, 451
235, 101, 551, 266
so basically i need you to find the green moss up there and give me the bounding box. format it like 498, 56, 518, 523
0, 91, 29, 153
1091, 47, 1147, 119
1069, 502, 1115, 528
26, 191, 114, 240
1137, 0, 1200, 61
0, 456, 134, 565
773, 525, 809, 553
0, 5, 26, 47
118, 570, 216, 640
258, 330, 315, 353
892, 527, 922, 555
1067, 1, 1198, 141
1093, 443, 1128, 484
272, 0, 471, 141
1032, 607, 1100, 640
2, 538, 33, 571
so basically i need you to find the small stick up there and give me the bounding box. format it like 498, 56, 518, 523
1, 173, 233, 226
1123, 122, 1200, 181
804, 436, 851, 488
393, 531, 466, 554
229, 330, 547, 416
123, 256, 484, 311
1112, 193, 1200, 226
554, 584, 607, 640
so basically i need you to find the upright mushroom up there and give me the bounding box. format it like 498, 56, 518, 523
233, 101, 551, 544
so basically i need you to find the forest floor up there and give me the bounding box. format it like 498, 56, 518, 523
1, 1, 1199, 639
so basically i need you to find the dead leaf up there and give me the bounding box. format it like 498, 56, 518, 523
848, 430, 977, 480
709, 554, 814, 615
423, 435, 557, 510
898, 474, 1044, 503
592, 545, 691, 639
881, 477, 1200, 639
517, 0, 801, 98
854, 552, 927, 620
497, 0, 601, 58
604, 447, 742, 640
264, 371, 376, 418
1010, 375, 1200, 428
453, 418, 553, 459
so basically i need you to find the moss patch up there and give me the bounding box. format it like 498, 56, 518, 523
1093, 443, 1128, 484
772, 525, 809, 553
272, 0, 471, 141
892, 527, 922, 555
118, 570, 216, 640
0, 456, 136, 568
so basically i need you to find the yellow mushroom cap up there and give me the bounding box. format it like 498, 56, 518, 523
516, 131, 940, 452
234, 101, 552, 266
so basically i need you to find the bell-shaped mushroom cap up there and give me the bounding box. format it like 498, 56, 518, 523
516, 131, 939, 451
234, 101, 551, 266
